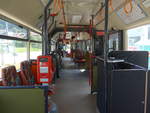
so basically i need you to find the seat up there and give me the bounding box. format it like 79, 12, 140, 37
1, 66, 20, 86
20, 61, 35, 85
30, 60, 38, 84
74, 50, 86, 64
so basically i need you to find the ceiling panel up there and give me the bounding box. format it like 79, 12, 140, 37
56, 0, 100, 25
0, 0, 44, 32
117, 1, 146, 25
110, 0, 124, 11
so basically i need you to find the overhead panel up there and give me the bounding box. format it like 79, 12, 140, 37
63, 0, 97, 2
110, 0, 124, 11
72, 15, 82, 24
117, 1, 146, 24
143, 0, 150, 8
0, 0, 44, 32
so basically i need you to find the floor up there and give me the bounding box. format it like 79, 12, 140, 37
52, 57, 97, 113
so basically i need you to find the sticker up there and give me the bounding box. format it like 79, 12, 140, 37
40, 67, 48, 73
40, 78, 48, 82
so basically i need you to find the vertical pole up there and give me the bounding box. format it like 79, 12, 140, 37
89, 16, 94, 92
104, 0, 109, 63
43, 0, 53, 55
89, 20, 92, 86
42, 27, 45, 55
43, 8, 48, 55
104, 0, 109, 113
91, 15, 94, 53
27, 29, 30, 60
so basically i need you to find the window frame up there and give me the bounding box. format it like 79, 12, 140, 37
0, 18, 43, 67
0, 19, 28, 39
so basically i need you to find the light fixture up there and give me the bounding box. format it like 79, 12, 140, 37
72, 15, 82, 24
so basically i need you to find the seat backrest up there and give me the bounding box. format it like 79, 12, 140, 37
30, 60, 38, 83
20, 61, 34, 85
75, 49, 84, 59
1, 67, 9, 86
1, 66, 19, 86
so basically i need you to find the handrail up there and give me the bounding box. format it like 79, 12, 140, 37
109, 0, 114, 11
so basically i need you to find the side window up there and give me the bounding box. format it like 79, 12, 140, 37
0, 39, 27, 69
127, 25, 150, 68
0, 19, 43, 70
30, 43, 42, 59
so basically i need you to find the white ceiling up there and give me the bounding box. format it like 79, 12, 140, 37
0, 0, 150, 33
0, 0, 44, 33
53, 0, 101, 25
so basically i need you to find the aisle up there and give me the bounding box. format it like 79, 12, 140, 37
52, 57, 97, 113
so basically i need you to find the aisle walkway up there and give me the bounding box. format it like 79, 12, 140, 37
52, 57, 96, 113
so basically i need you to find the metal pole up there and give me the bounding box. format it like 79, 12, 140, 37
27, 29, 30, 60
104, 0, 109, 62
104, 0, 109, 113
43, 0, 53, 55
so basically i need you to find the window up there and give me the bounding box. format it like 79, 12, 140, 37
0, 19, 43, 70
127, 24, 150, 68
0, 39, 27, 69
0, 19, 27, 39
30, 31, 42, 41
30, 43, 42, 59
0, 19, 7, 35
109, 33, 119, 51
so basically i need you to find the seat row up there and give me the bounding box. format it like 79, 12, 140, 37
0, 61, 37, 86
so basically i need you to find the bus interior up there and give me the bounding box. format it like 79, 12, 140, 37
0, 0, 150, 113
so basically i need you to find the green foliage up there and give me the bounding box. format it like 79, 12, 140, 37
0, 20, 6, 29
15, 41, 26, 48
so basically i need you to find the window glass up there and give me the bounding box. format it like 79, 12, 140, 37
30, 31, 42, 41
30, 43, 42, 59
0, 39, 27, 69
0, 19, 7, 35
127, 25, 150, 68
0, 19, 27, 39
109, 33, 119, 52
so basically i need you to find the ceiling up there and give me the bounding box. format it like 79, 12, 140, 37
58, 0, 101, 25
0, 0, 44, 33
0, 0, 150, 33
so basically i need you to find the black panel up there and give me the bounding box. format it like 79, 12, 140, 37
110, 70, 145, 113
109, 51, 149, 69
96, 53, 148, 113
94, 36, 104, 56
97, 59, 106, 113
146, 71, 150, 113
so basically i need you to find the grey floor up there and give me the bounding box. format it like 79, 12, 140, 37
52, 57, 97, 113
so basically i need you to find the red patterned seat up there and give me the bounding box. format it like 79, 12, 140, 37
1, 66, 20, 86
20, 61, 35, 85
